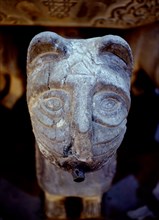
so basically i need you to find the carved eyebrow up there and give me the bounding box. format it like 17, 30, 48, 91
94, 82, 130, 105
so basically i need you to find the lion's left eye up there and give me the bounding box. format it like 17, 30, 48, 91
93, 91, 128, 126
101, 98, 118, 112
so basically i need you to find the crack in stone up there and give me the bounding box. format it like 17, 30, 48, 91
47, 62, 51, 90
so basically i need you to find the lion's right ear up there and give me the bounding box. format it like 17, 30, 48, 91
27, 31, 69, 73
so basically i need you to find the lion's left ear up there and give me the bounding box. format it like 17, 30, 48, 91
98, 35, 133, 75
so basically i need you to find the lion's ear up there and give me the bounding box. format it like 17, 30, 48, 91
98, 35, 133, 75
27, 31, 68, 69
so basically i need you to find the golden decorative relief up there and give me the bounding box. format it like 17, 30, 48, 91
0, 0, 159, 27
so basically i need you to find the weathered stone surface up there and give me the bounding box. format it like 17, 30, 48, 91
0, 0, 159, 28
27, 31, 133, 218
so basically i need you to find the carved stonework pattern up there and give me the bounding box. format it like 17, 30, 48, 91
41, 0, 77, 18
0, 0, 159, 28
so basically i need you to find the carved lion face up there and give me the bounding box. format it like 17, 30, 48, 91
27, 32, 133, 180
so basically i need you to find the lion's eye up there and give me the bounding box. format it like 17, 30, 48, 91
101, 98, 118, 112
44, 98, 63, 111
93, 91, 128, 126
31, 90, 70, 127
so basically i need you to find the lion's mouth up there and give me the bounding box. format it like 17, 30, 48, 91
62, 160, 92, 182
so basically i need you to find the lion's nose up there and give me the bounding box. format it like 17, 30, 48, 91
77, 113, 90, 133
74, 98, 91, 134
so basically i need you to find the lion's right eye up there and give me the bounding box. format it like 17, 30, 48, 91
31, 90, 70, 127
43, 97, 63, 112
